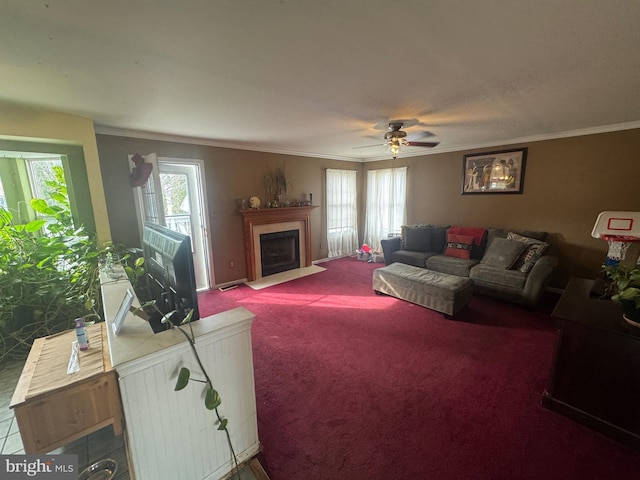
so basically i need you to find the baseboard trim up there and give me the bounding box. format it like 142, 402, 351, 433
213, 278, 248, 290
313, 256, 348, 264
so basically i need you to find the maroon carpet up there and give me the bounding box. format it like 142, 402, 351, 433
199, 257, 640, 480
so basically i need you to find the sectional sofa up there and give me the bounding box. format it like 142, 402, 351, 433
380, 224, 558, 307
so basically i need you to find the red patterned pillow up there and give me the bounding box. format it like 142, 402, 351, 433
444, 233, 475, 259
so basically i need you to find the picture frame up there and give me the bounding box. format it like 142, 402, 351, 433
112, 288, 135, 336
461, 147, 527, 195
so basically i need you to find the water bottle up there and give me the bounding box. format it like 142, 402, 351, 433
75, 318, 89, 351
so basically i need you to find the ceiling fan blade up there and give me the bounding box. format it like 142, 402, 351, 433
406, 131, 435, 141
405, 141, 440, 148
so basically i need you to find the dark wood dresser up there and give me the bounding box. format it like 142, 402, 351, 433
542, 277, 640, 449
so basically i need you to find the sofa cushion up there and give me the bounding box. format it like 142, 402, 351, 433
426, 254, 479, 277
480, 237, 527, 269
469, 263, 528, 289
507, 232, 550, 273
402, 225, 431, 252
390, 250, 438, 268
444, 233, 475, 259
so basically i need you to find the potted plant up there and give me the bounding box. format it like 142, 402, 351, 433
603, 263, 640, 327
0, 166, 127, 363
262, 165, 292, 204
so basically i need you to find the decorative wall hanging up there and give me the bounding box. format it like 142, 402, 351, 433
130, 153, 153, 187
462, 148, 527, 195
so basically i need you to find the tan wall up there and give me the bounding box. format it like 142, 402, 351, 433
363, 128, 640, 288
95, 134, 363, 286
4, 102, 637, 289
0, 102, 111, 242
97, 128, 640, 289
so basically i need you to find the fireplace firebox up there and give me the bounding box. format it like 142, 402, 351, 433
260, 230, 300, 277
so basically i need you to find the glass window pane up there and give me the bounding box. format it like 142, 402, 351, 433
160, 173, 192, 238
27, 158, 64, 206
0, 177, 6, 210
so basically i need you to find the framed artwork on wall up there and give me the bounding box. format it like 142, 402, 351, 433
462, 147, 527, 195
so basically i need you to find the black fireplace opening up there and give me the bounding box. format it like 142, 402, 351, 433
260, 230, 300, 277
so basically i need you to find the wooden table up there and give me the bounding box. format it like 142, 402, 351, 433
10, 323, 123, 454
542, 277, 640, 449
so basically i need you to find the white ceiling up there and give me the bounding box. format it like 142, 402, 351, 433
2, 1, 640, 161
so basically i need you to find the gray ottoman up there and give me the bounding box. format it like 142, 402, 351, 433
372, 263, 473, 318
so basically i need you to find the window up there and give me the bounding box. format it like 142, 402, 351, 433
0, 152, 66, 223
0, 177, 6, 210
160, 171, 192, 238
0, 144, 93, 232
27, 157, 65, 207
326, 169, 358, 258
363, 167, 407, 250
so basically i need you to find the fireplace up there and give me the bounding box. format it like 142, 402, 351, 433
260, 229, 300, 277
240, 206, 317, 281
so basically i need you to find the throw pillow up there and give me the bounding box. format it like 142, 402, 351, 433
444, 233, 475, 259
403, 225, 431, 252
480, 237, 527, 269
429, 225, 449, 253
401, 225, 419, 249
447, 226, 488, 259
507, 232, 550, 273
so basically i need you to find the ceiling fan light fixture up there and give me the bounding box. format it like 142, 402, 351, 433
359, 120, 438, 158
389, 138, 401, 159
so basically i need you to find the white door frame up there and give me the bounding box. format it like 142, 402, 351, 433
129, 154, 215, 290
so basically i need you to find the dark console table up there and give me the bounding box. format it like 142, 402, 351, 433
542, 277, 640, 449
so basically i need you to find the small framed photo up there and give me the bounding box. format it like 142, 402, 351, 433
462, 148, 527, 194
112, 288, 135, 336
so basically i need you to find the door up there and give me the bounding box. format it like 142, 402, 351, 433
129, 154, 212, 290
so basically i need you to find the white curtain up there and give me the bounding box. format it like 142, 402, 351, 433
364, 167, 407, 251
326, 168, 358, 258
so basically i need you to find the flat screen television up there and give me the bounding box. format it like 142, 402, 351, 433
142, 222, 200, 333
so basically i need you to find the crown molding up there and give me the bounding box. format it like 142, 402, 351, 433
95, 120, 640, 163
93, 125, 364, 162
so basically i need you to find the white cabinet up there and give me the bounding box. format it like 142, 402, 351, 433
101, 272, 259, 479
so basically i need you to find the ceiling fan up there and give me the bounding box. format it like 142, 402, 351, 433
356, 120, 440, 159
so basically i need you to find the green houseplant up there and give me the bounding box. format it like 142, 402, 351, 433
603, 263, 640, 326
0, 166, 116, 363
